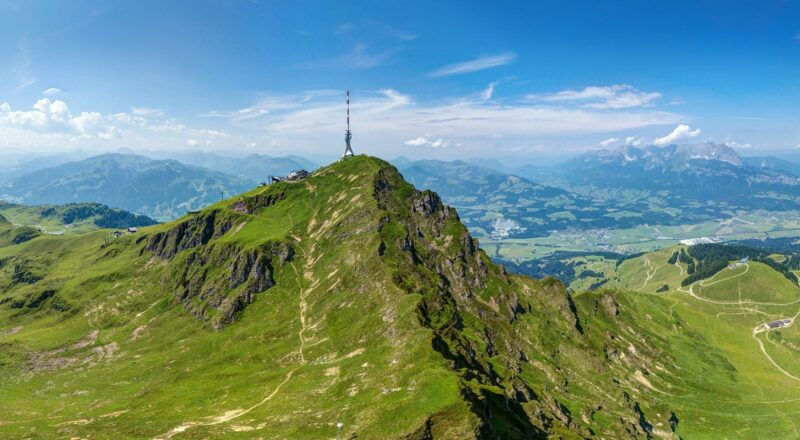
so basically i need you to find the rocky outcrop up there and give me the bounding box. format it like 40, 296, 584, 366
374, 165, 563, 437
230, 189, 286, 214
144, 210, 241, 259
166, 241, 293, 329
142, 208, 292, 329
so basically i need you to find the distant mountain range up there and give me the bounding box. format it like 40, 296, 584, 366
510, 143, 800, 222
393, 144, 800, 239
154, 152, 317, 183
0, 154, 253, 221
393, 158, 658, 238
4, 145, 800, 234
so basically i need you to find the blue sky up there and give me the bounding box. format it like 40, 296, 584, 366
0, 0, 798, 161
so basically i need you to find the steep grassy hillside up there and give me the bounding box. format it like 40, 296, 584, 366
1, 156, 799, 438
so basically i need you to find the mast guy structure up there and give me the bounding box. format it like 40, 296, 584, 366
343, 90, 354, 157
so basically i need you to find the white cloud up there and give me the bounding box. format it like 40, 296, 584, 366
0, 86, 684, 156
654, 124, 701, 145
203, 88, 680, 158
42, 87, 62, 96
0, 97, 234, 152
132, 107, 164, 117
97, 127, 120, 140
69, 112, 103, 133
625, 136, 644, 147
724, 140, 753, 149
33, 98, 71, 122
481, 82, 497, 101
186, 139, 199, 146
405, 136, 449, 148
599, 137, 619, 147
429, 53, 516, 77
530, 84, 661, 109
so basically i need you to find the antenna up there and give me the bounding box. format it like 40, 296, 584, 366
343, 90, 354, 157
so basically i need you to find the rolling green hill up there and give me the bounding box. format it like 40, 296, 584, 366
0, 201, 156, 235
595, 245, 800, 437
2, 156, 800, 438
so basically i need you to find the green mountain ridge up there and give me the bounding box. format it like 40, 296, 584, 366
1, 156, 798, 438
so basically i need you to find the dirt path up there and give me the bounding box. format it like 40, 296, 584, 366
674, 264, 790, 306
670, 250, 685, 275
157, 211, 322, 439
752, 309, 800, 383
639, 256, 660, 290
674, 263, 800, 383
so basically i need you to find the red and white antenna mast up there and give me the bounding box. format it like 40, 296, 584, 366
343, 90, 354, 157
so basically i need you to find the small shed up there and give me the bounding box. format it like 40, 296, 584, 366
127, 227, 138, 233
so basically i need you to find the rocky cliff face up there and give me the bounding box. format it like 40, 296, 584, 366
142, 209, 293, 329
370, 164, 673, 438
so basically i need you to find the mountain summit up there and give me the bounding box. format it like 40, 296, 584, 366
2, 155, 760, 438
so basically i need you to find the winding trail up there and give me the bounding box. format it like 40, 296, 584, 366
639, 256, 660, 290
673, 262, 800, 384
157, 202, 321, 439
671, 250, 685, 275
751, 308, 800, 383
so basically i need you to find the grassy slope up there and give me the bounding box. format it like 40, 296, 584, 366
0, 157, 477, 439
602, 247, 800, 438
2, 156, 800, 438
0, 202, 131, 234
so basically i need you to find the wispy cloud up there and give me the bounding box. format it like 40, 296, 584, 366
0, 85, 683, 156
14, 39, 36, 91
201, 87, 679, 158
42, 87, 62, 96
429, 53, 516, 77
724, 140, 753, 149
529, 84, 661, 109
334, 23, 352, 35
481, 82, 498, 101
654, 124, 701, 145
308, 44, 397, 70
131, 107, 164, 117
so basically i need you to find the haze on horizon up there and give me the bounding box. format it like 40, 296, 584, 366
0, 0, 798, 162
